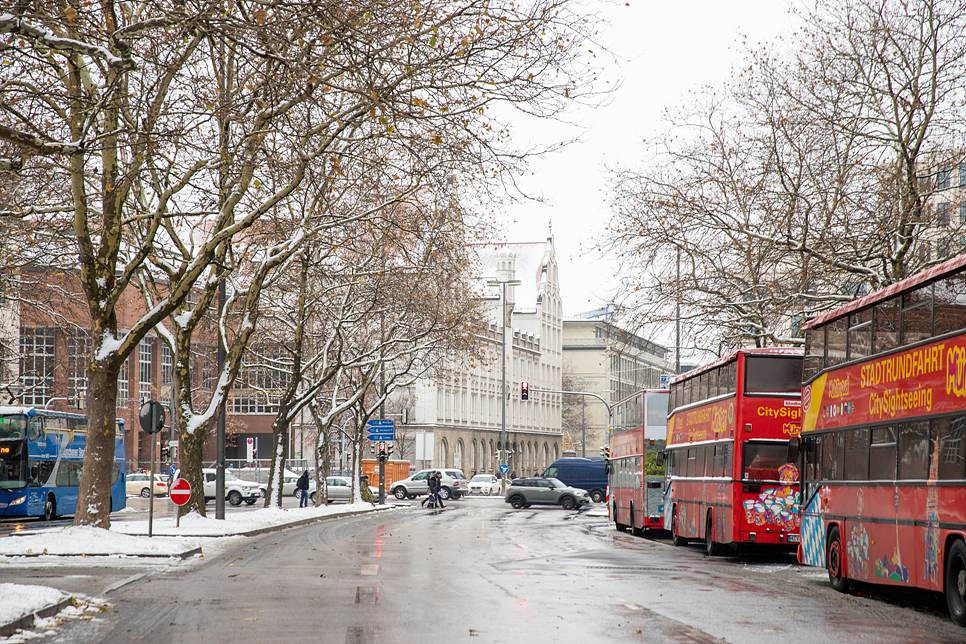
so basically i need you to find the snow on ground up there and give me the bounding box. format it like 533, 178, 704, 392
0, 583, 68, 627
0, 502, 390, 639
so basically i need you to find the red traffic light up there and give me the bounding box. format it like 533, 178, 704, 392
521, 381, 529, 400
378, 441, 387, 453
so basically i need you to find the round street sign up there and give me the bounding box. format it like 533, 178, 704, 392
170, 478, 191, 506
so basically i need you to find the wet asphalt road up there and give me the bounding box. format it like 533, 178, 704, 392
2, 495, 964, 643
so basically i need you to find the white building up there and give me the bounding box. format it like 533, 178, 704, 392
401, 234, 564, 477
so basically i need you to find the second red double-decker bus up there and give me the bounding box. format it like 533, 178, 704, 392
609, 389, 670, 535
664, 348, 803, 555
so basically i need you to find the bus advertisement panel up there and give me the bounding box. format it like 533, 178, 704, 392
798, 253, 966, 626
609, 390, 669, 535
0, 406, 126, 520
664, 348, 802, 556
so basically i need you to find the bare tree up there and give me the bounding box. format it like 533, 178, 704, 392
605, 0, 966, 354
1, 0, 601, 526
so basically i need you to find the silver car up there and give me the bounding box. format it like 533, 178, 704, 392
391, 469, 466, 500
309, 476, 353, 504
504, 477, 590, 510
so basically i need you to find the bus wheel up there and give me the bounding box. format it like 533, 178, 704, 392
43, 495, 56, 522
672, 508, 687, 547
945, 539, 966, 626
706, 513, 722, 556
826, 525, 850, 593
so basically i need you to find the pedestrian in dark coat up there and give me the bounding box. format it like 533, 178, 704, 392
297, 470, 310, 508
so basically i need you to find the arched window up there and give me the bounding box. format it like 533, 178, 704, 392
455, 439, 464, 469
439, 439, 448, 469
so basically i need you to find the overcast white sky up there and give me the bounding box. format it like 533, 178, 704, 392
499, 0, 797, 319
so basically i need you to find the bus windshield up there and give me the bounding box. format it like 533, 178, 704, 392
742, 442, 790, 481
0, 441, 27, 489
744, 356, 802, 394
0, 414, 27, 440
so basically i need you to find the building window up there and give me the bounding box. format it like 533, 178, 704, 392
160, 342, 173, 402
938, 202, 950, 226
118, 356, 130, 405
938, 164, 951, 190
67, 331, 90, 407
231, 345, 289, 415
20, 328, 55, 406
139, 338, 153, 401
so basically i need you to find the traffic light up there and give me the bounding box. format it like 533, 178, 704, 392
378, 441, 387, 456
599, 446, 610, 459
370, 443, 376, 454
160, 445, 170, 461
521, 381, 529, 400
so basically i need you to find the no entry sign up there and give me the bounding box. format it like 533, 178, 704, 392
170, 478, 191, 506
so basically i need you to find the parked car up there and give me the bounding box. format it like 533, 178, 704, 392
541, 457, 608, 503
391, 469, 467, 500
198, 468, 262, 506
126, 472, 168, 498
468, 474, 501, 495
504, 477, 591, 510
236, 468, 301, 498
309, 476, 353, 504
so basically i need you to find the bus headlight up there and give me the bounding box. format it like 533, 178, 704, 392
9, 495, 26, 506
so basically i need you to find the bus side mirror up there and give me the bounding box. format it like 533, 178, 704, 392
656, 451, 665, 467
787, 439, 800, 464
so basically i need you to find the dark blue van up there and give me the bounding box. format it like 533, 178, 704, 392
541, 457, 608, 502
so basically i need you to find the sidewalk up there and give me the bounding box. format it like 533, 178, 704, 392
0, 502, 392, 639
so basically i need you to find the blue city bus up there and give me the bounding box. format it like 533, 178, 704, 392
0, 406, 126, 520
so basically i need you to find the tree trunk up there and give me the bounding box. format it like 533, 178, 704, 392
74, 364, 120, 528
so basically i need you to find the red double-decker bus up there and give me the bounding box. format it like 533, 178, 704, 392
609, 389, 669, 535
799, 254, 966, 626
664, 348, 803, 555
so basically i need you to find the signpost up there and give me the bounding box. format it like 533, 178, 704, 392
139, 400, 166, 538
366, 420, 395, 504
365, 419, 395, 441
170, 478, 191, 528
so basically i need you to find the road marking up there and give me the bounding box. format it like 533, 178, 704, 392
359, 564, 379, 576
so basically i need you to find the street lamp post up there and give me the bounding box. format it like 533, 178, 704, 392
488, 278, 521, 490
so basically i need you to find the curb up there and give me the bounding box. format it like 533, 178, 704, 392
0, 595, 73, 638
171, 505, 394, 538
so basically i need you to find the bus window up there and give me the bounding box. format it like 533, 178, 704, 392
873, 298, 899, 354
742, 442, 787, 481
844, 428, 869, 480
869, 425, 897, 480
686, 449, 696, 477
936, 416, 966, 480
721, 361, 737, 394
712, 444, 725, 477
848, 309, 872, 361
933, 272, 966, 337
826, 317, 847, 368
0, 415, 27, 440
745, 356, 803, 394
804, 326, 825, 381
0, 442, 27, 489
898, 421, 929, 480
56, 461, 83, 487
901, 284, 933, 345
820, 433, 842, 481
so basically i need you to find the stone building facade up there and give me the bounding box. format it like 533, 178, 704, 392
398, 235, 565, 477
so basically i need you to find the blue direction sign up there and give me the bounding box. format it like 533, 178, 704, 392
365, 419, 395, 441
499, 464, 508, 474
